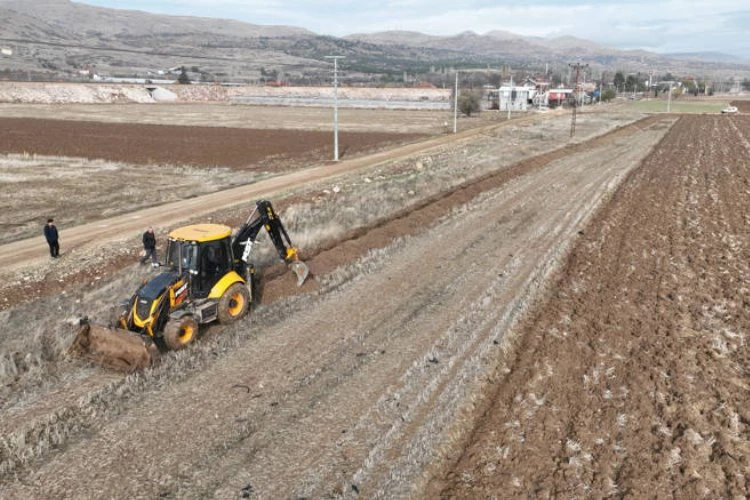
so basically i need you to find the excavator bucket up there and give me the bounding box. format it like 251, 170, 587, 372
289, 260, 310, 287
69, 318, 160, 373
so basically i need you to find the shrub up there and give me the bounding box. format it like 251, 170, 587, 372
178, 67, 191, 85
458, 90, 481, 117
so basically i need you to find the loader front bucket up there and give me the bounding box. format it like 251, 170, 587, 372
69, 319, 160, 373
289, 260, 310, 287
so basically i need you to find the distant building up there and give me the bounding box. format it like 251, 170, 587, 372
1, 47, 12, 56
414, 81, 436, 89
545, 89, 575, 106
496, 86, 534, 111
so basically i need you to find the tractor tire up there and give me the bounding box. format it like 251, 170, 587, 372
163, 316, 199, 350
217, 283, 250, 325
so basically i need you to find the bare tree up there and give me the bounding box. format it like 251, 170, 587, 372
458, 90, 481, 117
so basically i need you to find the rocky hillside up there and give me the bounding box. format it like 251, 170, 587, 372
0, 0, 748, 84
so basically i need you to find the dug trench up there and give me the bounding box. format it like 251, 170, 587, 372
0, 114, 667, 482
260, 114, 667, 303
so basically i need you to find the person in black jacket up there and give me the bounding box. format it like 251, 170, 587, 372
44, 218, 60, 258
140, 227, 158, 267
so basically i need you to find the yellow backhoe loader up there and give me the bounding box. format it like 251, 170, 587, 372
70, 200, 309, 372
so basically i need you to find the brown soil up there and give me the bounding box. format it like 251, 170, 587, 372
0, 117, 425, 168
730, 100, 750, 113
0, 102, 470, 134
434, 114, 750, 497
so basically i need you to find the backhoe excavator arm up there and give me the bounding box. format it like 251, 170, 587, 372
70, 198, 308, 373
232, 199, 309, 286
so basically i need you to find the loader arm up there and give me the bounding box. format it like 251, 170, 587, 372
231, 199, 309, 286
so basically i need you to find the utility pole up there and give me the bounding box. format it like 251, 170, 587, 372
453, 71, 458, 133
325, 55, 345, 161
667, 81, 673, 113
507, 74, 513, 120
582, 71, 586, 108
569, 62, 588, 138
538, 83, 542, 110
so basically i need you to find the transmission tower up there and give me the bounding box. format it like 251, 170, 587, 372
569, 62, 588, 138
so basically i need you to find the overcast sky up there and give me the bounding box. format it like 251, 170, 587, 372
76, 0, 749, 59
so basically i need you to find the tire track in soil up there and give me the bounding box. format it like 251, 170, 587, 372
0, 114, 666, 484
434, 115, 750, 498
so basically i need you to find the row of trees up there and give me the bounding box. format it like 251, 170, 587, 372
609, 71, 719, 95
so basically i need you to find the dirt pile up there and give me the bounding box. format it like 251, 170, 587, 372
0, 82, 154, 104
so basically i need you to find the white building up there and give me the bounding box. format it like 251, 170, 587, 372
497, 86, 533, 112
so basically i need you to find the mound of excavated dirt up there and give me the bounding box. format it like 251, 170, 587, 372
0, 82, 155, 104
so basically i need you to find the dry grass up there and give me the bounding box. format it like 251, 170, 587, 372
0, 154, 266, 245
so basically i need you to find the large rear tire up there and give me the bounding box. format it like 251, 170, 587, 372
163, 316, 199, 350
217, 283, 250, 324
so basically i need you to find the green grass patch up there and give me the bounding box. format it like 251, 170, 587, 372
628, 99, 728, 114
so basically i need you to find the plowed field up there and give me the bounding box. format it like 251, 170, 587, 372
435, 114, 750, 497
1, 109, 748, 498
0, 117, 424, 168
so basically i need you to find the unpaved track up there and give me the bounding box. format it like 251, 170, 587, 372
0, 122, 493, 272
0, 117, 671, 498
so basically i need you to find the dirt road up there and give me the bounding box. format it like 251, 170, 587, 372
0, 121, 479, 271
0, 112, 673, 497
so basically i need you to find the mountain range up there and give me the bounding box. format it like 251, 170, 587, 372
0, 0, 747, 85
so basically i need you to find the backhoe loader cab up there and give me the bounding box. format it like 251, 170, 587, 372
117, 222, 252, 352
164, 224, 237, 299
70, 200, 309, 372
